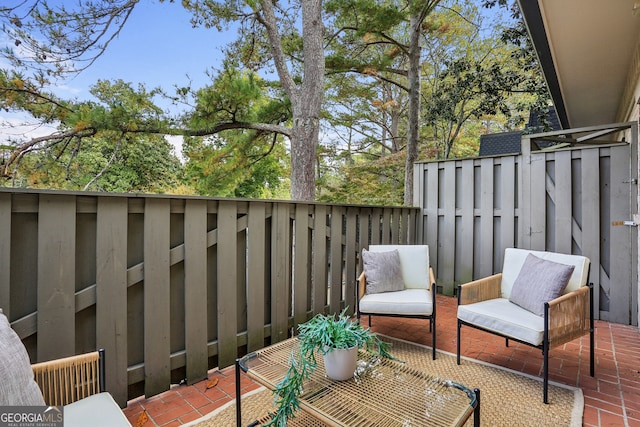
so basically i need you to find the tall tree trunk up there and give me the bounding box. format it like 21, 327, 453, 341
404, 3, 422, 207
260, 0, 324, 201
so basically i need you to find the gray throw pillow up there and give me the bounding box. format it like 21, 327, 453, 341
0, 313, 46, 405
362, 249, 405, 294
509, 254, 575, 316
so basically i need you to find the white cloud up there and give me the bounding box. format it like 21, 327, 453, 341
164, 134, 184, 162
0, 112, 58, 145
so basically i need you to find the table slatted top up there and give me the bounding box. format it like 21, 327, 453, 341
240, 338, 476, 427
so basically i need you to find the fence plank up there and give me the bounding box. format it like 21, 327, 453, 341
271, 203, 290, 343
382, 209, 391, 244
426, 165, 439, 276
217, 201, 238, 367
294, 205, 309, 327
581, 149, 601, 320
357, 208, 370, 272
554, 151, 573, 254
247, 201, 266, 352
345, 208, 357, 313
0, 193, 11, 318
441, 162, 456, 294
458, 161, 474, 284
520, 137, 532, 248
371, 208, 381, 245
184, 199, 208, 384
312, 205, 327, 314
530, 153, 547, 250
609, 147, 632, 324
330, 206, 343, 313
37, 194, 76, 361
96, 197, 128, 406
499, 157, 516, 258
479, 158, 494, 278
143, 198, 171, 397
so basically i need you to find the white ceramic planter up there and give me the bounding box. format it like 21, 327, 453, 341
322, 346, 358, 381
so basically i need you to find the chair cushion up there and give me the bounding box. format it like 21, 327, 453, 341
368, 245, 430, 289
457, 298, 545, 346
64, 392, 132, 427
508, 254, 575, 316
501, 248, 589, 298
359, 289, 433, 316
0, 313, 46, 405
362, 248, 405, 294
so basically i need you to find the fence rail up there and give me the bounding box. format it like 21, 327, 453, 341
0, 190, 418, 405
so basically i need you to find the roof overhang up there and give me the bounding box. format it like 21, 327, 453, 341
517, 0, 640, 129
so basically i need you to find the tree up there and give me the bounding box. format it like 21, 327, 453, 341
181, 66, 290, 197
0, 73, 183, 191
404, 0, 440, 205
1, 0, 324, 201
317, 0, 547, 205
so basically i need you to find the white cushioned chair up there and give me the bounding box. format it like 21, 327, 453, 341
0, 310, 131, 427
357, 245, 436, 360
456, 248, 594, 403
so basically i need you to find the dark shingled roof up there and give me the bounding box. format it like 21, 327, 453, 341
479, 131, 523, 157
478, 107, 562, 157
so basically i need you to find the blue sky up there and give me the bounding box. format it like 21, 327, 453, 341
54, 1, 234, 113
1, 1, 236, 157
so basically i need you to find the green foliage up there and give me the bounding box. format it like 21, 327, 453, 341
1, 0, 548, 202
182, 66, 290, 198
317, 151, 405, 205
266, 308, 393, 426
6, 132, 183, 193
181, 133, 288, 198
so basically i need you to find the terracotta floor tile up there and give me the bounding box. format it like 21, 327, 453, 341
121, 294, 640, 427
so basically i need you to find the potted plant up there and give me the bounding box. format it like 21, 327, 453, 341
266, 308, 394, 426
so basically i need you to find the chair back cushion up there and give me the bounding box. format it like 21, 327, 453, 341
501, 248, 590, 298
0, 313, 46, 405
362, 249, 405, 294
368, 245, 430, 289
508, 254, 575, 316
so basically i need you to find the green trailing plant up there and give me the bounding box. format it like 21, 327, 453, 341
266, 308, 394, 426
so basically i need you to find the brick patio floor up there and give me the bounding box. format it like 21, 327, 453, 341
122, 295, 640, 427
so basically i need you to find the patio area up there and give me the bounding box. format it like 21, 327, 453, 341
122, 294, 640, 427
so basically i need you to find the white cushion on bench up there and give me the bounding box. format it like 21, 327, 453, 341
64, 392, 132, 427
457, 298, 545, 346
359, 289, 433, 316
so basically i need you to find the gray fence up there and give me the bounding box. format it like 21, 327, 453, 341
0, 190, 418, 405
414, 122, 639, 326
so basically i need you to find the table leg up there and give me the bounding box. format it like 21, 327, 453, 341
235, 358, 242, 427
474, 388, 481, 427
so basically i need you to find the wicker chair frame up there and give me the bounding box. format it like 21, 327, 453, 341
32, 349, 105, 406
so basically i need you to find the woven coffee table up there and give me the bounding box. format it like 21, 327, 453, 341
235, 338, 480, 427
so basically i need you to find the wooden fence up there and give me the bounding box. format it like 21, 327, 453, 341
0, 190, 418, 405
414, 122, 639, 326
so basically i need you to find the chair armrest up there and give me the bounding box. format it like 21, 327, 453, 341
458, 273, 502, 305
546, 285, 591, 347
358, 271, 366, 300
32, 350, 104, 406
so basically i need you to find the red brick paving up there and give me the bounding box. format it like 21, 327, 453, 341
122, 295, 640, 426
